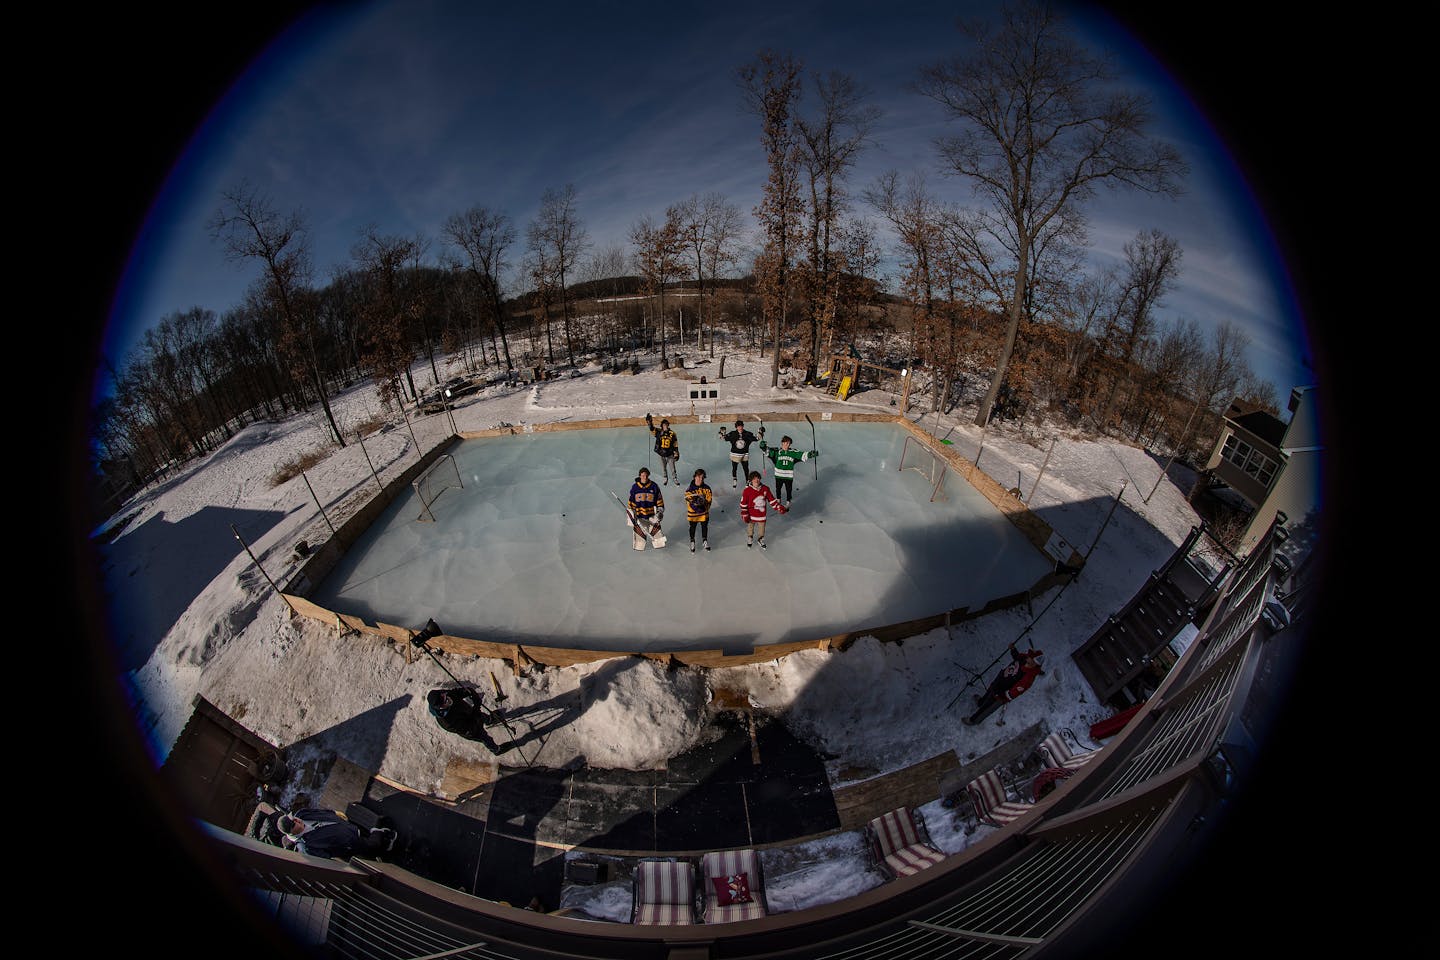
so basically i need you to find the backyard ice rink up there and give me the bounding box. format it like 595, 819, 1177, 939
309, 421, 1056, 652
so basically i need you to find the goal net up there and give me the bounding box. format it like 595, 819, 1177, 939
898, 437, 950, 502
413, 454, 463, 521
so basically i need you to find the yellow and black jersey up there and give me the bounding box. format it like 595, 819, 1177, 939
651, 426, 679, 456
683, 482, 713, 520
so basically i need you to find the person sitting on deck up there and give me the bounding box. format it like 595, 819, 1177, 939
276, 808, 395, 860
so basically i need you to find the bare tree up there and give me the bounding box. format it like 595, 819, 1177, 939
443, 206, 517, 370
522, 230, 557, 362
866, 171, 946, 406
530, 185, 588, 367
917, 1, 1186, 426
1235, 368, 1280, 415
1109, 229, 1183, 365
631, 211, 687, 367
1133, 315, 1204, 442
739, 50, 805, 387
353, 227, 427, 406
832, 217, 884, 352
674, 192, 743, 357
1189, 319, 1253, 415
1104, 228, 1183, 423
579, 244, 632, 350
211, 182, 345, 446
796, 70, 880, 381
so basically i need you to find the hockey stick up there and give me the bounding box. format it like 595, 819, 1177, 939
611, 490, 666, 548
805, 413, 819, 479
612, 491, 648, 550
945, 643, 1018, 712
758, 415, 766, 480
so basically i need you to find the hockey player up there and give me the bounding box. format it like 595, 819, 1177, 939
718, 419, 763, 487
684, 468, 714, 553
645, 413, 680, 485
758, 435, 818, 506
963, 644, 1044, 725
629, 467, 665, 536
739, 470, 785, 548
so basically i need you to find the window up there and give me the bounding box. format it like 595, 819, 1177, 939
1221, 432, 1278, 488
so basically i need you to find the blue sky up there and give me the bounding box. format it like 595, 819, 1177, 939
103, 0, 1316, 399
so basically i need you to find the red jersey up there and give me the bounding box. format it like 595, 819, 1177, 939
740, 483, 781, 522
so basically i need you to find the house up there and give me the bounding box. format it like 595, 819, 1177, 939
1201, 385, 1322, 553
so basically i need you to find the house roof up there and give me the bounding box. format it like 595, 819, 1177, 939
1225, 400, 1287, 447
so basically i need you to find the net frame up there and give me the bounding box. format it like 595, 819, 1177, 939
413, 454, 463, 522
898, 435, 950, 502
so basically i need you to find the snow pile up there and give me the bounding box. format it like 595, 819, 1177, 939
760, 830, 886, 913
917, 797, 996, 855
564, 658, 709, 769
559, 878, 634, 922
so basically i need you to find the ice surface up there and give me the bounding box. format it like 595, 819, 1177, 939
307, 422, 1055, 652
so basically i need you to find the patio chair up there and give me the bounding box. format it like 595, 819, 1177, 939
966, 769, 1034, 827
630, 858, 699, 925
1038, 732, 1098, 771
700, 848, 769, 923
865, 806, 946, 879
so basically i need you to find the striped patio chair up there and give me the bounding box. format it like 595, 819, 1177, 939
631, 859, 698, 925
865, 806, 946, 879
966, 770, 1034, 827
1038, 732, 1098, 771
700, 848, 769, 923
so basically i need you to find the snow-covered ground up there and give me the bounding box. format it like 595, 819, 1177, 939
96, 345, 1210, 912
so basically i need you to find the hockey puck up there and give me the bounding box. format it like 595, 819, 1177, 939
819, 520, 823, 523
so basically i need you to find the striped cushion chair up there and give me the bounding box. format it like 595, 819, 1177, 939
866, 807, 946, 879
631, 859, 698, 925
966, 770, 1034, 827
701, 848, 769, 923
1038, 733, 1098, 771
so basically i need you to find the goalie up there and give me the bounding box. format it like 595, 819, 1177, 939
627, 467, 665, 547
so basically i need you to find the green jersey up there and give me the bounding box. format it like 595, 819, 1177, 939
760, 442, 817, 478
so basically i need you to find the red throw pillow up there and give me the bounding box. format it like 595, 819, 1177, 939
711, 872, 752, 905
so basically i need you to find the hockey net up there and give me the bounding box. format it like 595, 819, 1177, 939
413, 453, 463, 521
898, 436, 949, 502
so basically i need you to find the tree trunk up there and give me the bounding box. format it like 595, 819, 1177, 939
976, 239, 1028, 428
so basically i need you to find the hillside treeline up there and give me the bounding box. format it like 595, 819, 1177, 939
94, 2, 1285, 523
